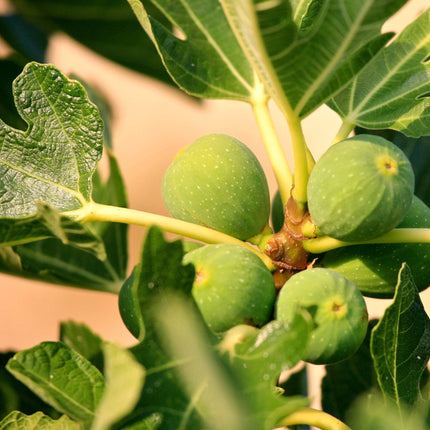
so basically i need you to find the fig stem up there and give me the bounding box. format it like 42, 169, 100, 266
332, 119, 355, 145
303, 228, 430, 253
251, 84, 292, 206
68, 202, 276, 270
278, 407, 351, 430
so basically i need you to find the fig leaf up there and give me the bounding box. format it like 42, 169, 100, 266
220, 0, 404, 117
370, 263, 430, 409
127, 0, 257, 101
331, 8, 430, 138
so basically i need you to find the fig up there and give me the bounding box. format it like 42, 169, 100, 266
271, 190, 285, 233
183, 243, 276, 333
320, 196, 430, 298
162, 134, 270, 240
275, 268, 368, 364
118, 268, 141, 339
307, 134, 415, 241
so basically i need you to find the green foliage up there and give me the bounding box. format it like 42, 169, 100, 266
370, 264, 430, 409
1, 1, 430, 429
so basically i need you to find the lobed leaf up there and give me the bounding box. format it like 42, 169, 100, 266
6, 342, 105, 429
0, 62, 103, 218
370, 264, 430, 410
220, 0, 405, 117
127, 0, 258, 101
331, 9, 430, 137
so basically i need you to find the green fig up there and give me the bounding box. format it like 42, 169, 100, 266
183, 244, 276, 333
307, 134, 415, 242
271, 190, 285, 233
118, 268, 141, 339
320, 196, 430, 298
162, 134, 270, 240
275, 268, 368, 364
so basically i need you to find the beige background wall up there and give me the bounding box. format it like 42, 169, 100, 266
0, 0, 428, 386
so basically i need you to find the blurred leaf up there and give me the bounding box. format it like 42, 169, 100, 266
220, 0, 403, 118
154, 294, 254, 430
119, 226, 204, 429
6, 342, 105, 429
9, 0, 174, 87
0, 13, 48, 62
128, 0, 258, 101
60, 321, 104, 371
0, 411, 79, 430
371, 264, 430, 410
348, 394, 430, 430
228, 317, 310, 429
321, 319, 379, 424
92, 343, 145, 430
331, 9, 430, 137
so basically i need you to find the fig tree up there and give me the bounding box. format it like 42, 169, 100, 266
307, 134, 414, 242
275, 268, 368, 364
183, 243, 276, 333
162, 134, 270, 240
321, 196, 430, 298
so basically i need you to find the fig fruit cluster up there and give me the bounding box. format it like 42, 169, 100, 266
120, 132, 428, 367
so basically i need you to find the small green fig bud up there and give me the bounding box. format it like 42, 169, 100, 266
183, 244, 276, 333
275, 268, 368, 364
162, 134, 270, 240
307, 134, 415, 242
321, 196, 430, 298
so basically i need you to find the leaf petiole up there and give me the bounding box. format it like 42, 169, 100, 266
251, 80, 293, 206
303, 228, 430, 254
69, 202, 276, 270
332, 119, 356, 145
278, 407, 352, 430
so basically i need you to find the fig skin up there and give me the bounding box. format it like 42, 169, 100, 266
183, 244, 276, 333
320, 196, 430, 298
275, 268, 368, 364
162, 134, 270, 240
307, 134, 415, 242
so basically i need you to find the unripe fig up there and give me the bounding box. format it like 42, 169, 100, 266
162, 134, 270, 240
183, 244, 276, 333
118, 268, 141, 339
321, 196, 430, 298
307, 134, 414, 242
271, 190, 285, 233
275, 268, 368, 364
